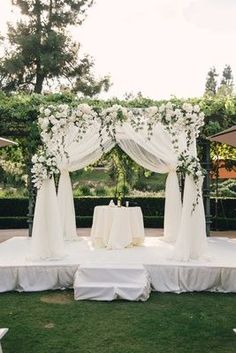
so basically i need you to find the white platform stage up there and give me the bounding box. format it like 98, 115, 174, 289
0, 236, 236, 294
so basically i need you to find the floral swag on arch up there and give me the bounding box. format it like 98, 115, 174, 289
31, 101, 208, 262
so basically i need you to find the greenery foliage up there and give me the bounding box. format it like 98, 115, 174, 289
1, 92, 236, 203
0, 196, 235, 230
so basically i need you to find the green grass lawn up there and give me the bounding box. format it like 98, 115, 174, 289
0, 291, 236, 353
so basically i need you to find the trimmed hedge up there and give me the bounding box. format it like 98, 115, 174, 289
0, 196, 235, 230
75, 216, 164, 229
0, 217, 28, 229
74, 197, 165, 217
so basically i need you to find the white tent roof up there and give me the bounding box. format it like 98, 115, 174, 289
0, 137, 17, 148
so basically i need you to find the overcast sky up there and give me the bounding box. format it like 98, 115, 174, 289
1, 0, 236, 99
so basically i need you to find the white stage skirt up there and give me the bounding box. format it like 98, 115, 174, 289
0, 236, 236, 293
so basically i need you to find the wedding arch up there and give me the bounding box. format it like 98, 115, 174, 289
31, 102, 208, 262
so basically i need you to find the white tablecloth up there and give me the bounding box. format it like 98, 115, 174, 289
91, 206, 145, 249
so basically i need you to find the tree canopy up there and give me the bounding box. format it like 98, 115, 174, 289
204, 65, 234, 97
0, 0, 110, 95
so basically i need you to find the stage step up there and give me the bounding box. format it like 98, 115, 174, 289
73, 264, 151, 301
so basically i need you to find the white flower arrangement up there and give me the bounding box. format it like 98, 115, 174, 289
31, 148, 59, 189
177, 151, 206, 212
100, 105, 129, 141
156, 102, 205, 152
38, 103, 97, 153
32, 102, 205, 200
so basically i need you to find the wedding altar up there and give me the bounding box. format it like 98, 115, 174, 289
31, 101, 207, 263
2, 101, 235, 299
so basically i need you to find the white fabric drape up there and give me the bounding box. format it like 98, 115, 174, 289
172, 140, 208, 260
163, 171, 182, 242
56, 126, 114, 241
57, 170, 77, 241
32, 125, 114, 255
173, 175, 208, 261
117, 124, 182, 242
31, 178, 65, 260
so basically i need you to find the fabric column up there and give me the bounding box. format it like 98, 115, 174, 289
163, 171, 182, 242
173, 175, 208, 261
31, 178, 65, 259
58, 169, 78, 240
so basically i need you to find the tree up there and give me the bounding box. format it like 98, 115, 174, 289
204, 67, 218, 96
0, 0, 110, 95
217, 64, 234, 96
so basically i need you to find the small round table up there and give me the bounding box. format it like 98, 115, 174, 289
91, 206, 145, 249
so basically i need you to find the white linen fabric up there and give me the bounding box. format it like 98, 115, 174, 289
31, 178, 65, 260
74, 264, 151, 301
172, 140, 208, 260
173, 175, 208, 261
57, 169, 78, 241
1, 237, 236, 293
91, 206, 145, 249
118, 136, 182, 242
31, 126, 114, 256
56, 125, 114, 241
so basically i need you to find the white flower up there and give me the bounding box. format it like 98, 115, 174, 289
193, 105, 200, 113
32, 155, 38, 163
196, 170, 203, 177
38, 155, 45, 163
79, 104, 92, 115
175, 109, 182, 118
166, 102, 173, 110
182, 103, 193, 113
159, 104, 165, 113
58, 104, 69, 112
52, 125, 58, 133
147, 106, 158, 116
44, 108, 51, 117
41, 118, 49, 130
166, 112, 172, 121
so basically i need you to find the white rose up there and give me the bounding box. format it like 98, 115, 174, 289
166, 102, 173, 110
196, 170, 202, 177
56, 112, 63, 118
44, 108, 51, 117
52, 125, 58, 133
175, 109, 182, 118
38, 117, 44, 126
69, 113, 76, 122
59, 104, 69, 111
46, 159, 52, 166
38, 156, 45, 163
32, 155, 38, 163
59, 118, 66, 126
148, 106, 158, 116
79, 104, 92, 115
193, 105, 200, 113
159, 104, 165, 113
41, 118, 49, 130
183, 103, 193, 113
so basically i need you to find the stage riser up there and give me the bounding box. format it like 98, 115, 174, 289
0, 265, 236, 294
1, 237, 236, 296
74, 265, 151, 301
